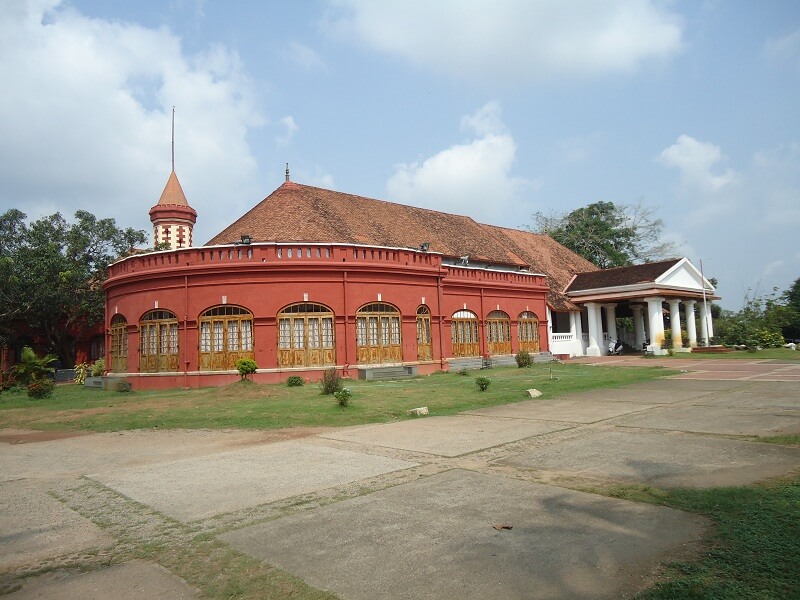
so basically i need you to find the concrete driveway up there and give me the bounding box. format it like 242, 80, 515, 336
1, 362, 799, 599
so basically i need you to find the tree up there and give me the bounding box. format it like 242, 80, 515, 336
782, 276, 800, 340
532, 199, 680, 268
716, 286, 795, 349
0, 209, 146, 366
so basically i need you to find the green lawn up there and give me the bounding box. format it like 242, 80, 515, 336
0, 363, 674, 432
592, 476, 800, 599
655, 347, 800, 361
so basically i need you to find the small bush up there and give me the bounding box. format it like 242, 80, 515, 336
90, 358, 105, 377
11, 347, 57, 386
116, 381, 132, 393
475, 376, 491, 392
286, 376, 305, 387
515, 350, 533, 368
74, 363, 90, 385
334, 387, 352, 407
235, 358, 258, 380
320, 368, 342, 395
457, 368, 469, 376
27, 379, 55, 399
1, 378, 19, 393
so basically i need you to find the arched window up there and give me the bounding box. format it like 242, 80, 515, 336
139, 310, 179, 372
416, 305, 432, 361
518, 311, 540, 353
486, 310, 511, 355
199, 305, 254, 371
356, 303, 402, 364
277, 303, 336, 368
451, 309, 480, 357
110, 314, 128, 373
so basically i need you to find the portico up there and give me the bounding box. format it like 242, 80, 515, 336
561, 258, 718, 356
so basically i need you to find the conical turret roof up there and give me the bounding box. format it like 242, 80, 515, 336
156, 170, 190, 206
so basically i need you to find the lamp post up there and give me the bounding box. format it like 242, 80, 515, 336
700, 258, 711, 347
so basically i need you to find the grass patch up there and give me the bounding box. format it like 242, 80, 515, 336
588, 477, 800, 599
757, 434, 800, 446
0, 363, 675, 432
656, 347, 800, 361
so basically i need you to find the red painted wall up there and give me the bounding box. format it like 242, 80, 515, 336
104, 243, 549, 389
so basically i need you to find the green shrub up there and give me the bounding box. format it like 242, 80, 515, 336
27, 379, 54, 399
475, 376, 491, 391
515, 350, 533, 368
74, 362, 90, 385
334, 387, 352, 407
235, 358, 258, 380
11, 347, 57, 386
90, 358, 105, 377
286, 376, 305, 387
116, 381, 132, 392
319, 368, 342, 395
758, 329, 786, 348
457, 368, 469, 376
0, 378, 19, 393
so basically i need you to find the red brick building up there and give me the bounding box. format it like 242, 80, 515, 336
104, 171, 598, 389
104, 170, 718, 389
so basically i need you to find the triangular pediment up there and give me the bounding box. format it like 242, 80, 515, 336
656, 258, 714, 293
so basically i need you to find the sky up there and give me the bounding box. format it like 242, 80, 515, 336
1, 0, 799, 309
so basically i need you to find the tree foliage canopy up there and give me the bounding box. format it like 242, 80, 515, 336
0, 209, 146, 366
532, 200, 679, 269
716, 284, 799, 348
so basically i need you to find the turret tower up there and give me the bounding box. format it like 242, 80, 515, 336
149, 170, 197, 249
148, 107, 197, 249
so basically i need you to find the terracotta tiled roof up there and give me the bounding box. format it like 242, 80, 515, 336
479, 225, 599, 311
206, 181, 599, 311
207, 182, 528, 265
156, 171, 190, 207
567, 258, 682, 292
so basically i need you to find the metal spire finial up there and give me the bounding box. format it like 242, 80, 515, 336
171, 106, 175, 172
285, 162, 290, 182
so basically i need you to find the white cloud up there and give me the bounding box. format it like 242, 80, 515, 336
657, 135, 739, 191
764, 27, 800, 68
763, 259, 784, 277
554, 132, 603, 163
292, 165, 336, 189
285, 41, 325, 69
276, 116, 299, 145
0, 0, 265, 244
658, 138, 800, 307
386, 102, 536, 223
323, 0, 683, 84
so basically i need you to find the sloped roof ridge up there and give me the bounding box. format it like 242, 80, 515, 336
584, 257, 682, 274
286, 181, 485, 224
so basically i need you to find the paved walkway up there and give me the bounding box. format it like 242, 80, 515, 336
569, 355, 800, 382
1, 364, 799, 599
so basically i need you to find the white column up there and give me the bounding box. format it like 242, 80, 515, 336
585, 302, 602, 356
632, 304, 645, 349
645, 296, 666, 352
707, 309, 715, 339
699, 302, 711, 346
546, 306, 553, 348
668, 299, 683, 348
604, 303, 618, 342
684, 300, 697, 348
568, 311, 580, 357
700, 304, 714, 346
